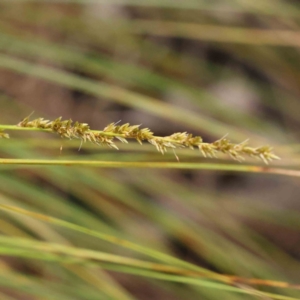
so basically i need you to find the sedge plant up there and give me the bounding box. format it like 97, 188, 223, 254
0, 115, 280, 164
1, 1, 300, 300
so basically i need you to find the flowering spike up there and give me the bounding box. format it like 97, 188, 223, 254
15, 116, 280, 164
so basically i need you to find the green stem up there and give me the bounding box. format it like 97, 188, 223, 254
0, 159, 295, 177
0, 124, 52, 132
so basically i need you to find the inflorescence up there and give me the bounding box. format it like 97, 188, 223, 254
9, 116, 280, 164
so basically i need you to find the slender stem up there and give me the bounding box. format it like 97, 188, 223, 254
0, 124, 52, 132
0, 159, 296, 177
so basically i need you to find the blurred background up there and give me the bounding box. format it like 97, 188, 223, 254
1, 1, 300, 299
